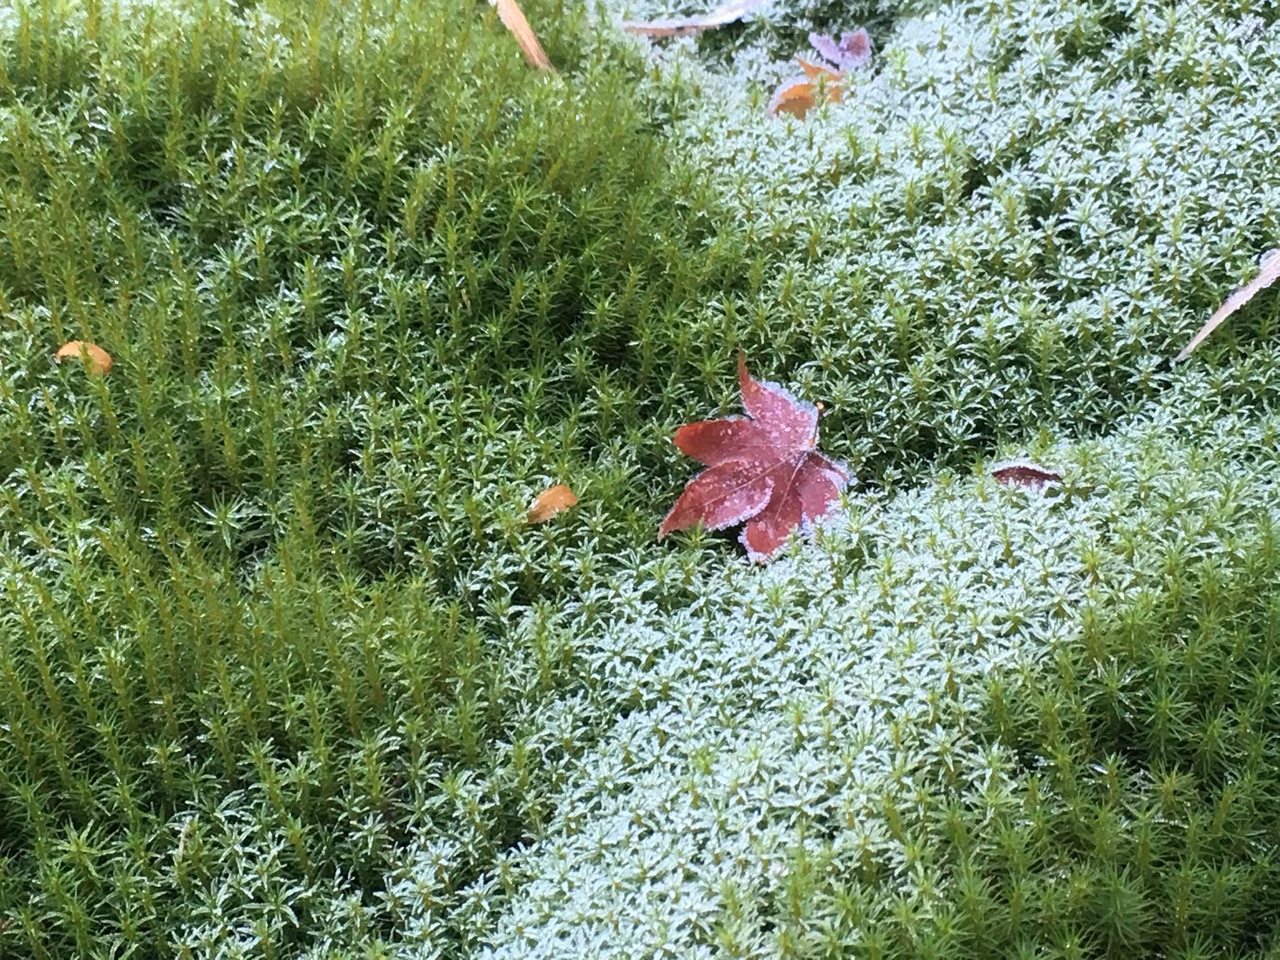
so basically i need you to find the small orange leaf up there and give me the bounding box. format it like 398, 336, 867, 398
55, 340, 112, 375
527, 484, 577, 523
1175, 248, 1280, 362
795, 58, 844, 103
768, 78, 817, 119
494, 0, 555, 71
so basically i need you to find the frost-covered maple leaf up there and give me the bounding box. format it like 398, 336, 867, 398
807, 27, 872, 71
659, 352, 850, 562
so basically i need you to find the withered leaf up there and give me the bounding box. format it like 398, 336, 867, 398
527, 483, 577, 523
768, 77, 819, 119
55, 340, 113, 375
991, 459, 1062, 491
769, 58, 844, 119
768, 28, 871, 120
494, 0, 555, 71
1175, 248, 1280, 362
808, 27, 872, 70
623, 0, 768, 38
795, 56, 842, 80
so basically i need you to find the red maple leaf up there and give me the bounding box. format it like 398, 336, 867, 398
659, 352, 851, 562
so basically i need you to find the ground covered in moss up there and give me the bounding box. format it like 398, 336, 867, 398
1, 0, 1279, 957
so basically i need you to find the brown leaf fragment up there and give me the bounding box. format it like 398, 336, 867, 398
1175, 248, 1280, 362
527, 484, 577, 523
768, 78, 817, 119
623, 0, 768, 38
494, 0, 555, 71
55, 340, 112, 375
991, 459, 1062, 491
769, 58, 842, 118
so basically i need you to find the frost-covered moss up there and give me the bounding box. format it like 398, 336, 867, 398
653, 0, 1280, 483
3, 0, 1280, 955
404, 382, 1280, 958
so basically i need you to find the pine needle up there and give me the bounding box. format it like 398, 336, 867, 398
494, 0, 555, 72
1175, 248, 1280, 362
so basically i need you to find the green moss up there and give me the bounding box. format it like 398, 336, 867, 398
5, 0, 1280, 954
969, 526, 1280, 957
1012, 561, 1280, 959
0, 0, 746, 955
0, 0, 755, 575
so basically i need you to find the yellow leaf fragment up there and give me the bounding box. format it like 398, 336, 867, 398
494, 0, 555, 71
1176, 248, 1280, 362
55, 340, 113, 375
527, 484, 577, 523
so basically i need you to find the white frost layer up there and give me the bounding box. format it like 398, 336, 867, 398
394, 387, 1280, 959
478, 497, 1079, 959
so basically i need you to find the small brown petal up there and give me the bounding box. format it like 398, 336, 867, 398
55, 341, 113, 375
527, 483, 577, 523
991, 459, 1062, 490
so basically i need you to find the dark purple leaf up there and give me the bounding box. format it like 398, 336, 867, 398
991, 459, 1062, 491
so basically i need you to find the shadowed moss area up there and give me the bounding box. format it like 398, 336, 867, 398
0, 0, 746, 955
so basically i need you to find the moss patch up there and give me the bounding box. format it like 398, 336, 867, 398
4, 0, 1280, 955
0, 0, 745, 954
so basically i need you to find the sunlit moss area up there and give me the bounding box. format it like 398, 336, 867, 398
2, 0, 1280, 956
